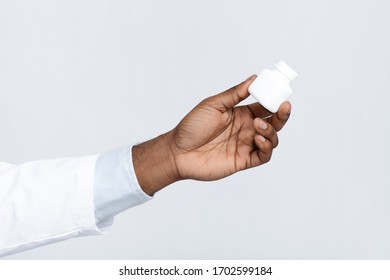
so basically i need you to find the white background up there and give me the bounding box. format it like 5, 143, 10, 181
1, 0, 389, 259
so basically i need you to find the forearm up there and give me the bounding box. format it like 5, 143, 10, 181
132, 131, 180, 196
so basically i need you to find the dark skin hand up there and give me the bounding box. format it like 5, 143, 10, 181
133, 75, 291, 196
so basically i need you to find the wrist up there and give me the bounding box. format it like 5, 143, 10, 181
132, 131, 181, 196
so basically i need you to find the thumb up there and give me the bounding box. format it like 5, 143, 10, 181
207, 75, 257, 111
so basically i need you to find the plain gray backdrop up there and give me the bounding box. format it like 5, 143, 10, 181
1, 0, 389, 259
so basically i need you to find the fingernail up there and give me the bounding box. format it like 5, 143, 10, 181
259, 119, 268, 130
258, 135, 266, 142
246, 74, 256, 82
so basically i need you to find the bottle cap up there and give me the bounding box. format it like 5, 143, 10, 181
274, 61, 298, 82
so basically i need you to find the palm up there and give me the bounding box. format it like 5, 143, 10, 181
172, 102, 260, 181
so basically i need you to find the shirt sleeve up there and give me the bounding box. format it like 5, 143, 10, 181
93, 145, 152, 231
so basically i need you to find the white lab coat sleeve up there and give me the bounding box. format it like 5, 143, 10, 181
0, 155, 101, 257
0, 145, 152, 258
93, 145, 152, 231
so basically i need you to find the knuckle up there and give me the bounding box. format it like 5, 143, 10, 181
200, 96, 212, 106
273, 135, 279, 148
264, 140, 273, 152
227, 85, 238, 94
262, 150, 272, 163
266, 128, 278, 148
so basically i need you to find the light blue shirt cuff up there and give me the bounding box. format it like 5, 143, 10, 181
93, 145, 152, 230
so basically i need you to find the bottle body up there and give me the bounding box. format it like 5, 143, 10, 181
248, 61, 297, 113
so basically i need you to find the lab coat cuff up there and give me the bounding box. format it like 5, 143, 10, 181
93, 145, 152, 230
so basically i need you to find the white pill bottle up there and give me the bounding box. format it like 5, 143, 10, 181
248, 61, 298, 113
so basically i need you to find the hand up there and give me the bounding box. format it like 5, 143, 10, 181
132, 75, 291, 195
170, 75, 291, 181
